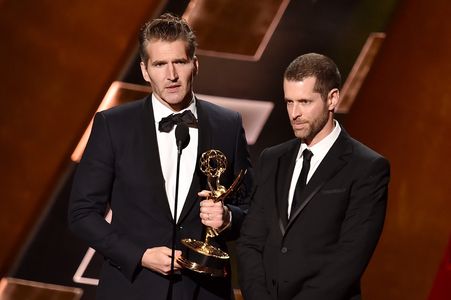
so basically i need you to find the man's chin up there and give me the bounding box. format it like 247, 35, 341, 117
164, 92, 191, 104
160, 95, 185, 107
293, 129, 309, 140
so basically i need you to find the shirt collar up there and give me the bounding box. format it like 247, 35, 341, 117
298, 120, 341, 160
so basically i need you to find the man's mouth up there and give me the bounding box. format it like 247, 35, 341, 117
166, 84, 181, 92
293, 121, 307, 126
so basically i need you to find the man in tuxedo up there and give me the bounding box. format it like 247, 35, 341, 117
69, 13, 252, 300
236, 53, 390, 300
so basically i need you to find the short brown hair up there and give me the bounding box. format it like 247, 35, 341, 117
284, 53, 341, 100
138, 13, 197, 65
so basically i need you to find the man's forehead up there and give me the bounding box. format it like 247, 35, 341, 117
145, 38, 188, 49
284, 77, 317, 88
284, 76, 316, 83
145, 39, 189, 56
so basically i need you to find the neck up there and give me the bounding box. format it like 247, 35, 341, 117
305, 116, 335, 147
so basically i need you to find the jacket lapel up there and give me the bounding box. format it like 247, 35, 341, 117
141, 96, 173, 221
276, 140, 300, 235
285, 130, 353, 233
178, 99, 210, 224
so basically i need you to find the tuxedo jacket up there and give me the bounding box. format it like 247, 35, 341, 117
69, 96, 253, 300
236, 128, 390, 300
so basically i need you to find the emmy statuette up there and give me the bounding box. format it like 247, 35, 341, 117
177, 149, 246, 277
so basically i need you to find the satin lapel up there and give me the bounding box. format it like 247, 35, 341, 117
178, 99, 210, 224
285, 131, 353, 232
276, 140, 300, 235
141, 96, 173, 220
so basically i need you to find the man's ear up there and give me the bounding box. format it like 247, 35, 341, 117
140, 61, 150, 83
193, 56, 199, 76
327, 88, 340, 111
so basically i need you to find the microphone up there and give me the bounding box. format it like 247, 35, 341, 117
175, 123, 190, 153
170, 123, 190, 278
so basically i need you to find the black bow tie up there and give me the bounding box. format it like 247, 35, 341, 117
158, 110, 198, 132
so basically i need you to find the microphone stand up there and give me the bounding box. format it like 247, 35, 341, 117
168, 123, 189, 300
170, 140, 183, 275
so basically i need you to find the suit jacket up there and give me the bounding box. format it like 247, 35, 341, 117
236, 128, 390, 300
69, 95, 253, 300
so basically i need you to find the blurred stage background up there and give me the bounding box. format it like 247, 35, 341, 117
0, 0, 450, 299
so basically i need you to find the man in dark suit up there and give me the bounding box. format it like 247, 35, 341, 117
236, 53, 390, 300
68, 13, 252, 300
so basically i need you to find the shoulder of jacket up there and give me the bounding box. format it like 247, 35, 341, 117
344, 134, 388, 164
100, 98, 146, 117
262, 138, 299, 158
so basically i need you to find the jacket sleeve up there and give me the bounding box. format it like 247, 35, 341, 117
236, 149, 273, 300
68, 112, 146, 282
221, 112, 254, 241
293, 156, 390, 300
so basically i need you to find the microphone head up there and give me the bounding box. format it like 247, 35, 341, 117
175, 123, 190, 150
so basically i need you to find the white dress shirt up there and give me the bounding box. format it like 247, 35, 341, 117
287, 121, 342, 218
152, 95, 198, 222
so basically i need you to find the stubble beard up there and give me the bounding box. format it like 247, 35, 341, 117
293, 110, 329, 144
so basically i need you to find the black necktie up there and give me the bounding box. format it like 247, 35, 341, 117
158, 110, 198, 132
290, 149, 313, 218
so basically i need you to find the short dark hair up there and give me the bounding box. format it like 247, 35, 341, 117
138, 13, 197, 65
284, 53, 341, 100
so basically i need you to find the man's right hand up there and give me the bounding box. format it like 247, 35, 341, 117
141, 246, 182, 275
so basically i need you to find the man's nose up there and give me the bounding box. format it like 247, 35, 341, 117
290, 103, 302, 119
167, 63, 178, 81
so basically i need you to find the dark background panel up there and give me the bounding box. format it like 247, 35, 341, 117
9, 1, 396, 298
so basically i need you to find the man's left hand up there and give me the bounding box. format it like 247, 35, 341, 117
198, 190, 230, 230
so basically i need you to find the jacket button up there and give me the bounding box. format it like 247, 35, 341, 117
281, 247, 288, 253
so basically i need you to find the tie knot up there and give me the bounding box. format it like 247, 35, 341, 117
158, 110, 198, 132
302, 149, 313, 162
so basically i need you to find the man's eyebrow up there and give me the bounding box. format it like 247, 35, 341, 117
173, 58, 189, 63
151, 59, 167, 65
284, 97, 310, 102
